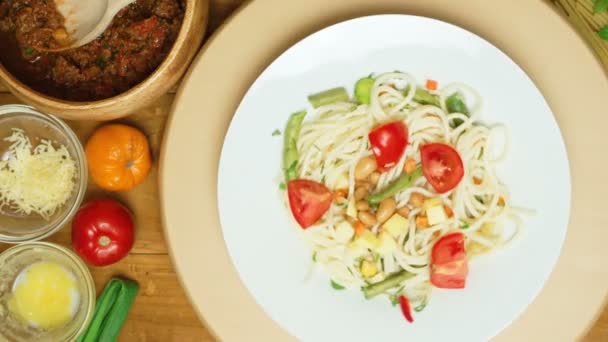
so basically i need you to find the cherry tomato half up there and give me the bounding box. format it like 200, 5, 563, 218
72, 199, 134, 267
420, 143, 464, 193
368, 121, 408, 172
430, 232, 468, 289
287, 179, 332, 229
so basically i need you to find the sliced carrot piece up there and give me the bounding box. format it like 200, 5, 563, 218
498, 196, 505, 206
333, 189, 348, 201
426, 79, 438, 91
473, 177, 482, 185
354, 221, 367, 236
443, 205, 454, 218
415, 215, 429, 229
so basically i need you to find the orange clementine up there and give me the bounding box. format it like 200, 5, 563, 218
85, 124, 151, 191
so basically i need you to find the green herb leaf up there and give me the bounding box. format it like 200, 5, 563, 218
272, 129, 281, 136
24, 47, 34, 55
459, 220, 470, 230
595, 0, 608, 13
331, 280, 345, 290
279, 182, 286, 190
312, 252, 317, 262
599, 25, 608, 40
390, 295, 400, 306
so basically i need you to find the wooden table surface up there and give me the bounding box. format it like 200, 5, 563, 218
0, 0, 606, 341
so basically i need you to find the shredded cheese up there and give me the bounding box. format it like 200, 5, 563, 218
0, 129, 76, 220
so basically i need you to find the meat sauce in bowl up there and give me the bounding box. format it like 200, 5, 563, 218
0, 0, 184, 101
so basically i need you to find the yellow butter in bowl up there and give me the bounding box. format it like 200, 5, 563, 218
9, 262, 80, 329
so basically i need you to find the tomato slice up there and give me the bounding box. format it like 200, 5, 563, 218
287, 179, 332, 229
430, 232, 468, 289
398, 295, 414, 323
368, 121, 408, 172
420, 143, 464, 193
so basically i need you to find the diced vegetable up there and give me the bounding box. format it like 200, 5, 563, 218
335, 221, 355, 242
308, 87, 350, 108
355, 230, 380, 250
361, 260, 378, 278
354, 77, 375, 104
362, 270, 415, 299
445, 93, 469, 115
415, 215, 429, 229
399, 295, 414, 323
283, 111, 306, 181
347, 241, 368, 259
368, 122, 409, 172
334, 172, 349, 189
368, 167, 423, 205
376, 232, 398, 255
426, 205, 447, 225
445, 93, 469, 127
425, 79, 438, 91
413, 87, 440, 106
423, 197, 442, 211
382, 214, 409, 238
353, 221, 367, 236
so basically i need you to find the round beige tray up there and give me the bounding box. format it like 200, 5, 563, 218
160, 0, 608, 340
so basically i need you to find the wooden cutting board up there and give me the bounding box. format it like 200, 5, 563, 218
0, 0, 607, 340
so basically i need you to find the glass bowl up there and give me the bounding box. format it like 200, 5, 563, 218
0, 105, 87, 243
0, 242, 96, 341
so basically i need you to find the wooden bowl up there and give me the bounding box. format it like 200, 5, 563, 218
0, 0, 209, 121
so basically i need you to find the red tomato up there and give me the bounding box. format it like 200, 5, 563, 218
368, 121, 408, 172
420, 143, 464, 193
72, 199, 134, 267
430, 232, 468, 289
399, 295, 414, 323
287, 180, 332, 229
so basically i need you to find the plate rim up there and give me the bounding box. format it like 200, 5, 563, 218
160, 1, 608, 341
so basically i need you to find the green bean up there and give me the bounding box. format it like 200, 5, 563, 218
367, 167, 423, 205
446, 93, 470, 127
362, 270, 415, 299
283, 111, 306, 181
308, 87, 349, 108
413, 87, 440, 106
354, 77, 375, 104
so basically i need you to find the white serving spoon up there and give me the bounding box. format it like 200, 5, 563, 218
50, 0, 136, 51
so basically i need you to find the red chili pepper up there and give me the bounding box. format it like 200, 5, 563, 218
399, 295, 414, 323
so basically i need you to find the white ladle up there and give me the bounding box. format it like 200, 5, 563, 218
50, 0, 136, 51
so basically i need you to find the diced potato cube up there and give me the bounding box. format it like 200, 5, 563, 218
382, 213, 409, 238
427, 205, 447, 226
376, 232, 398, 255
335, 172, 349, 190
360, 260, 378, 278
423, 197, 443, 211
335, 221, 355, 242
346, 241, 368, 259
355, 230, 379, 250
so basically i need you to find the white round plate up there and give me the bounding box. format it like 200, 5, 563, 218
217, 15, 570, 342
